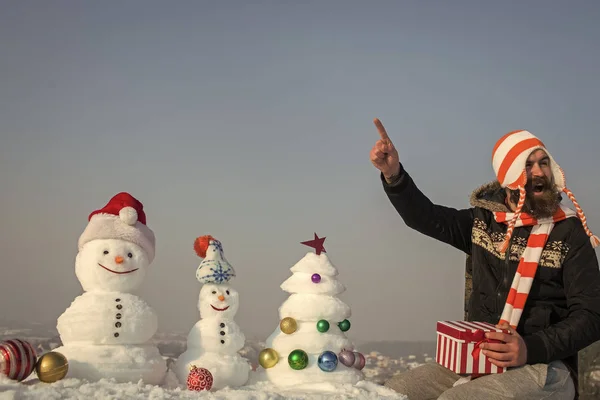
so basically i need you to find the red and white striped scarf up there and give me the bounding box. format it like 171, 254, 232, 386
493, 204, 577, 329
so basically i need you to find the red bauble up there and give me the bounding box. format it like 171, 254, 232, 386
187, 365, 213, 391
0, 339, 37, 381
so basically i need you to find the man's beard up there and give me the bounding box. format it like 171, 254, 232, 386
509, 176, 561, 219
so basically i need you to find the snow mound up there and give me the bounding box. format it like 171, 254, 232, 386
0, 369, 407, 400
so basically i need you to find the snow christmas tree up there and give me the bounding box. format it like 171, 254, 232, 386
259, 233, 365, 388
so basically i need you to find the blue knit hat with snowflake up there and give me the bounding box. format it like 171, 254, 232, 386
193, 235, 236, 284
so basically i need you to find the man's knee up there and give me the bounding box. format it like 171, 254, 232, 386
384, 362, 459, 398
384, 369, 413, 393
438, 361, 576, 400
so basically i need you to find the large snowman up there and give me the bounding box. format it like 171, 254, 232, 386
54, 192, 167, 384
174, 235, 251, 390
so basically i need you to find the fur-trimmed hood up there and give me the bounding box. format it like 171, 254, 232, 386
470, 180, 565, 213
469, 181, 511, 213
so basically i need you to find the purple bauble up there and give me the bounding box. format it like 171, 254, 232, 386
352, 352, 365, 370
311, 273, 321, 283
338, 350, 355, 367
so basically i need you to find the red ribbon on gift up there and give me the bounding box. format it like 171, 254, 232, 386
470, 329, 488, 361
466, 329, 489, 379
469, 329, 503, 363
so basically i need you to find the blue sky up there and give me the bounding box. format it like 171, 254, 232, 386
1, 0, 599, 343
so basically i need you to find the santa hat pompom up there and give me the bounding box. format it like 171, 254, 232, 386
194, 235, 215, 258
119, 206, 138, 226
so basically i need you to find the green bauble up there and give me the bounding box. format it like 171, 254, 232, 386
288, 349, 309, 370
338, 319, 351, 332
316, 319, 330, 332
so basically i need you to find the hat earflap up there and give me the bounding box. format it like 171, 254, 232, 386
497, 179, 526, 253
562, 188, 600, 248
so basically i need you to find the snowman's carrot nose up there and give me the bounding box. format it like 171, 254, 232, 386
115, 256, 124, 264
218, 295, 225, 301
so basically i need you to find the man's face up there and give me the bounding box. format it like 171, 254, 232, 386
510, 149, 560, 218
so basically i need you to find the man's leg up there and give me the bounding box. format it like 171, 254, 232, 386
438, 360, 576, 400
384, 362, 461, 400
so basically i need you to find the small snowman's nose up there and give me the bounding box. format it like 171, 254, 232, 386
218, 295, 225, 301
115, 256, 124, 264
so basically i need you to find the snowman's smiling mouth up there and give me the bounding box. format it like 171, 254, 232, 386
98, 263, 139, 275
211, 305, 230, 311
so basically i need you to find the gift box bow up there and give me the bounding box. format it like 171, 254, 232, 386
466, 328, 503, 361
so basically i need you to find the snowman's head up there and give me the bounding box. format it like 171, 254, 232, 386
199, 283, 239, 319
75, 238, 150, 292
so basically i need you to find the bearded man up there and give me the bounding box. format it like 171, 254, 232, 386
369, 118, 600, 400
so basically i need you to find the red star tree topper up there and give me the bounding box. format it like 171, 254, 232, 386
301, 233, 326, 255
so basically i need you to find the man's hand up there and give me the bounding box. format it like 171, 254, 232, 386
370, 118, 400, 181
480, 323, 528, 368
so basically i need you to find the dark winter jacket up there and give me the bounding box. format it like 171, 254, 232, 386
382, 163, 600, 389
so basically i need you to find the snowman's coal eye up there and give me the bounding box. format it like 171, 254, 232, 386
226, 290, 230, 295
127, 253, 133, 258
212, 291, 216, 294
103, 250, 109, 255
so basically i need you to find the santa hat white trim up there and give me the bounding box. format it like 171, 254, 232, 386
78, 194, 156, 262
78, 213, 156, 262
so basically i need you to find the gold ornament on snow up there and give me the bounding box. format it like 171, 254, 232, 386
258, 348, 279, 369
279, 317, 297, 334
35, 351, 69, 383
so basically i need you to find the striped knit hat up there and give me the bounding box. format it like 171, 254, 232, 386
492, 130, 599, 252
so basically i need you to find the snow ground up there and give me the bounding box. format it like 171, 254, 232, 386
0, 368, 408, 400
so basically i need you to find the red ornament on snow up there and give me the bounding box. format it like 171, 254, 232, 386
187, 365, 213, 391
0, 339, 37, 381
301, 233, 326, 255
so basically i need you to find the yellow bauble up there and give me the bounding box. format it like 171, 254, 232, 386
279, 317, 297, 334
35, 351, 68, 383
258, 348, 279, 369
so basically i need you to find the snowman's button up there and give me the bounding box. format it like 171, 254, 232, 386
220, 323, 225, 328
116, 313, 122, 319
220, 340, 225, 344
114, 332, 119, 337
115, 298, 121, 302
115, 322, 121, 328
220, 331, 225, 336
116, 304, 122, 310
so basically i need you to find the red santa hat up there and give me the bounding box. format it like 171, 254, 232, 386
78, 192, 156, 262
492, 130, 599, 251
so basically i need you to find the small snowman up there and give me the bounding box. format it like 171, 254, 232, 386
54, 192, 167, 384
174, 235, 251, 390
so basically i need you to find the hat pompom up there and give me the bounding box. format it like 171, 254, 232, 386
119, 206, 138, 225
194, 235, 215, 258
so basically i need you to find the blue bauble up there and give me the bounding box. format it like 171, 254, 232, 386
317, 350, 338, 372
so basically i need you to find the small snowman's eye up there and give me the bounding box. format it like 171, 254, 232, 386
103, 250, 109, 255
226, 290, 230, 295
127, 253, 133, 258
212, 291, 216, 294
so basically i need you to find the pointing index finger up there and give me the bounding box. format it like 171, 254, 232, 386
373, 118, 390, 141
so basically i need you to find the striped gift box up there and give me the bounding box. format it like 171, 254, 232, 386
436, 321, 509, 375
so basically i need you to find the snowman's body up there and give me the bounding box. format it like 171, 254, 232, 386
51, 342, 166, 385
57, 292, 157, 345
174, 281, 251, 390
55, 227, 167, 384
